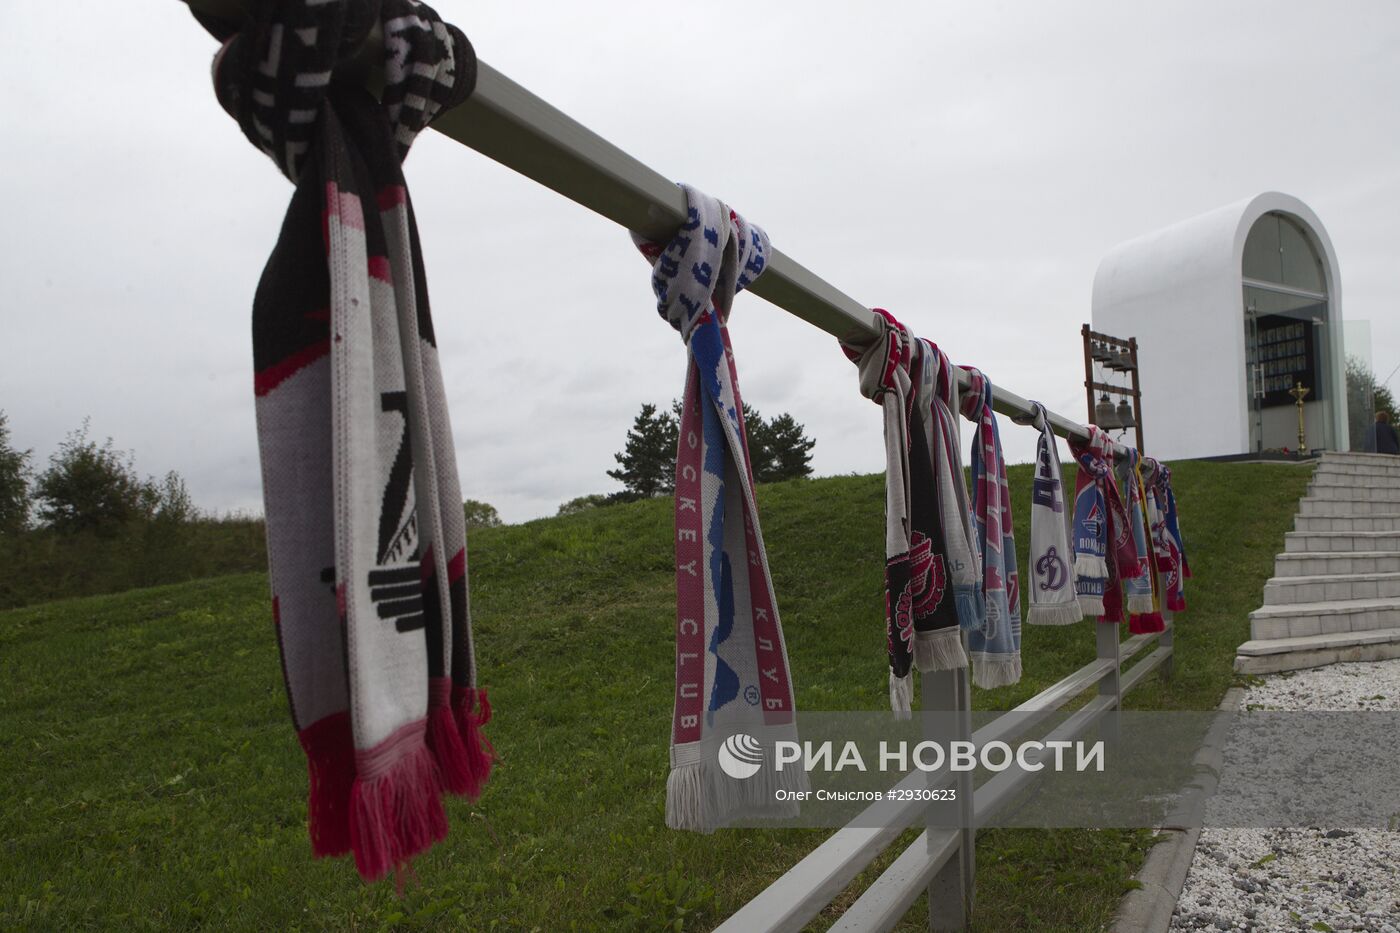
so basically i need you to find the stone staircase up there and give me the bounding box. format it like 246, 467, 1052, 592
1235, 451, 1400, 675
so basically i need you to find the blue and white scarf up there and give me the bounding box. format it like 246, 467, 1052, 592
634, 185, 806, 832
1024, 402, 1082, 625
959, 368, 1022, 688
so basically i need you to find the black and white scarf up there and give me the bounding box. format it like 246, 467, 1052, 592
194, 0, 490, 881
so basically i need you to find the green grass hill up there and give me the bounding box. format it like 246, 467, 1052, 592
0, 460, 1311, 930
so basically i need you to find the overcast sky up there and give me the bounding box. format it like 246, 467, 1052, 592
2, 2, 1397, 523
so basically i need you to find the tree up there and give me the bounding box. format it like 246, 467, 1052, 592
557, 494, 608, 516
607, 403, 679, 501
464, 499, 503, 529
609, 401, 816, 497
740, 406, 815, 482
0, 411, 33, 536
763, 413, 816, 481
1346, 357, 1398, 452
34, 421, 150, 534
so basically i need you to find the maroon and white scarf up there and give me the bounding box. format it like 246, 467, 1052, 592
195, 0, 490, 880
842, 313, 968, 714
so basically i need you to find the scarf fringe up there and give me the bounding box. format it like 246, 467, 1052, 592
1027, 602, 1084, 626
298, 711, 355, 858
890, 670, 914, 718
348, 731, 448, 882
427, 678, 473, 797
665, 742, 808, 834
1075, 555, 1109, 578
954, 585, 985, 633
1078, 596, 1105, 616
451, 686, 495, 800
1129, 612, 1166, 635
1166, 592, 1187, 613
1126, 593, 1156, 614
914, 628, 969, 672
971, 653, 1022, 690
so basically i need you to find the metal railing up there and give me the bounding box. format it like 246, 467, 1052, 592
181, 5, 1168, 929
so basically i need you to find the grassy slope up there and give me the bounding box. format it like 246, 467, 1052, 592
0, 461, 1311, 931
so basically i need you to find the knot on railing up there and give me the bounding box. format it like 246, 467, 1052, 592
192, 0, 476, 181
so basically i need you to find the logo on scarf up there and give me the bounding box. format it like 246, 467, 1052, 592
1036, 546, 1068, 592
1082, 503, 1104, 541
909, 532, 948, 616
717, 733, 764, 780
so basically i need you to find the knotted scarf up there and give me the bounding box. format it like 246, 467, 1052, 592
959, 368, 1022, 688
1120, 449, 1165, 634
633, 186, 806, 832
842, 314, 968, 715
194, 0, 490, 881
1023, 402, 1082, 626
1069, 427, 1137, 622
1143, 457, 1189, 613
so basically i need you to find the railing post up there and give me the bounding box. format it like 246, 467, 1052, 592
924, 637, 975, 933
1096, 622, 1122, 744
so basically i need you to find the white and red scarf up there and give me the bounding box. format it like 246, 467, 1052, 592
1069, 427, 1137, 623
842, 313, 968, 714
1143, 457, 1189, 613
634, 186, 806, 832
196, 0, 490, 881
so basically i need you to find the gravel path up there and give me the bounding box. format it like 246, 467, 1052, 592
1170, 659, 1400, 933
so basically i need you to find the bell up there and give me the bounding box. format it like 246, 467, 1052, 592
1117, 399, 1136, 429
1105, 349, 1127, 372
1117, 350, 1137, 371
1092, 341, 1113, 363
1095, 393, 1121, 429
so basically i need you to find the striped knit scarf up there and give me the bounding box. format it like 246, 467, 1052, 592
1143, 457, 1188, 613
959, 368, 1022, 688
1024, 402, 1082, 626
195, 0, 490, 881
634, 186, 806, 832
1121, 450, 1165, 634
1069, 427, 1136, 622
842, 314, 968, 714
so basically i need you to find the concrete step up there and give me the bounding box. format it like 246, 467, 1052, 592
1284, 531, 1400, 554
1294, 513, 1400, 533
1305, 484, 1400, 502
1249, 596, 1400, 640
1322, 451, 1400, 464
1274, 551, 1400, 577
1234, 627, 1400, 675
1298, 498, 1394, 516
1310, 476, 1400, 490
1316, 456, 1400, 473
1263, 571, 1400, 605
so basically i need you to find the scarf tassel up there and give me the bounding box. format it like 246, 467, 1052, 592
1129, 611, 1166, 634
914, 628, 969, 673
666, 745, 807, 833
451, 685, 496, 799
889, 671, 914, 719
970, 653, 1023, 690
1126, 593, 1156, 614
1027, 601, 1085, 626
1079, 596, 1107, 617
298, 711, 355, 858
1166, 592, 1187, 613
348, 725, 449, 882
